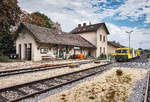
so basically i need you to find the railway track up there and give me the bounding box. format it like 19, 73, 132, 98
0, 60, 96, 77
143, 72, 150, 102
0, 63, 111, 102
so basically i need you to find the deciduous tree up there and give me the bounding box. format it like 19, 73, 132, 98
0, 0, 21, 55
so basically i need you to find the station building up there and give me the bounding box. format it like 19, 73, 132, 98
15, 22, 110, 61
107, 41, 125, 55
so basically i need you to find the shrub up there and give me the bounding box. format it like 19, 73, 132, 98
116, 69, 123, 76
0, 56, 10, 62
98, 53, 107, 60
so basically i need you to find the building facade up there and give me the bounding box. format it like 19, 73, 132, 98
15, 23, 96, 61
71, 23, 110, 57
107, 41, 125, 55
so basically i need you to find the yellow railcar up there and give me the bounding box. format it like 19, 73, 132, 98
136, 49, 141, 56
115, 48, 135, 62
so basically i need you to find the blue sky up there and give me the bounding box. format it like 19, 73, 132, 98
18, 0, 150, 49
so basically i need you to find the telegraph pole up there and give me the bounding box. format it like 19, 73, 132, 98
126, 30, 133, 49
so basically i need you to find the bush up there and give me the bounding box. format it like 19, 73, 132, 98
98, 53, 107, 60
0, 56, 10, 62
116, 69, 123, 76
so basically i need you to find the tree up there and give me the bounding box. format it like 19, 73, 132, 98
23, 11, 55, 29
0, 0, 21, 55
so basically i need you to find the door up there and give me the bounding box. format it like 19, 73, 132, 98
19, 44, 21, 59
27, 43, 32, 60
24, 44, 27, 60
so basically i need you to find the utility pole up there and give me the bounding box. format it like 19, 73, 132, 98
126, 30, 133, 49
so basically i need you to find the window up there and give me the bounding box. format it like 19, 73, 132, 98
40, 48, 48, 54
103, 47, 105, 54
100, 47, 102, 53
100, 35, 102, 41
122, 50, 128, 54
53, 45, 58, 55
116, 50, 121, 53
103, 36, 105, 42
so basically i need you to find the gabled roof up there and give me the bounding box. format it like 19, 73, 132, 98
71, 23, 109, 34
15, 23, 96, 48
108, 41, 125, 48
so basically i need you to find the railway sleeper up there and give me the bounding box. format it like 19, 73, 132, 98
18, 86, 38, 94
53, 78, 68, 83
29, 85, 42, 91
60, 76, 74, 81
0, 94, 9, 102
0, 90, 24, 101
31, 83, 49, 90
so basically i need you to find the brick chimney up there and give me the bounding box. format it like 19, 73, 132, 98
78, 24, 81, 31
83, 23, 86, 30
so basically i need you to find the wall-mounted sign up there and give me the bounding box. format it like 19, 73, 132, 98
74, 47, 80, 49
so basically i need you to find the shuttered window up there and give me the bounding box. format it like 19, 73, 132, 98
100, 35, 102, 41
103, 47, 105, 54
100, 47, 102, 53
103, 36, 105, 42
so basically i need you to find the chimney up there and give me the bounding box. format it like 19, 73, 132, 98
83, 23, 86, 30
78, 24, 81, 31
83, 23, 86, 27
78, 24, 81, 28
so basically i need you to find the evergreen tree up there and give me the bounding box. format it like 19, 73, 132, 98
0, 0, 21, 55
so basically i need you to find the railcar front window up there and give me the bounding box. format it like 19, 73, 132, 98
122, 50, 128, 53
116, 50, 121, 53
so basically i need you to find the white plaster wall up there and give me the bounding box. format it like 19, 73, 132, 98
77, 32, 97, 47
76, 32, 97, 57
16, 28, 41, 61
107, 44, 116, 55
96, 26, 108, 57
76, 26, 108, 57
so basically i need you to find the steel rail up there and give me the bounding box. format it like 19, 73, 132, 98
144, 72, 150, 102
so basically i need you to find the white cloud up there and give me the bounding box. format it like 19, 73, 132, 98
18, 0, 101, 31
107, 23, 150, 49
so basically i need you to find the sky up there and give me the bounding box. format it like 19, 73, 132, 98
18, 0, 150, 49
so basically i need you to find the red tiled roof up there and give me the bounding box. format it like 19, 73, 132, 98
108, 41, 125, 48
71, 23, 109, 34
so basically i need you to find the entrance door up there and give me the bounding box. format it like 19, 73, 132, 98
27, 43, 32, 60
19, 44, 21, 59
24, 44, 27, 60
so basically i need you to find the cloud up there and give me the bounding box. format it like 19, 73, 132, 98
92, 0, 150, 24
107, 23, 150, 49
19, 0, 101, 31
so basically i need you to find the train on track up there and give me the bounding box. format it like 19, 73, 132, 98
115, 48, 142, 62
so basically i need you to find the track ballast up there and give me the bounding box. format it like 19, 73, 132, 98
0, 63, 111, 102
